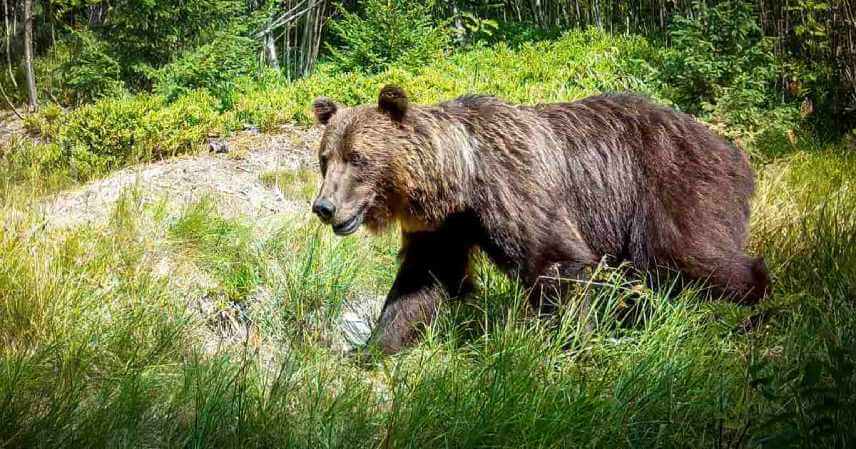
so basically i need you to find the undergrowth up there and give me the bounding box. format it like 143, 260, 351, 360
4, 27, 807, 187
0, 144, 854, 448
0, 20, 852, 449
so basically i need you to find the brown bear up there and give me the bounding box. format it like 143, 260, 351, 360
311, 85, 770, 354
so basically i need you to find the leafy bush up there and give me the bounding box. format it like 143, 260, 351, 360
325, 0, 451, 73
92, 0, 247, 89
751, 344, 856, 449
661, 1, 799, 151
489, 21, 563, 48
19, 91, 232, 180
141, 90, 235, 158
34, 30, 126, 106
22, 104, 65, 137
45, 0, 247, 94
56, 94, 162, 175
235, 29, 663, 129
153, 28, 261, 106
450, 10, 499, 46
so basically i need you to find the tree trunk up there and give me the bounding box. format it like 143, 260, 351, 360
264, 29, 280, 69
452, 1, 464, 45
3, 0, 16, 88
24, 0, 37, 112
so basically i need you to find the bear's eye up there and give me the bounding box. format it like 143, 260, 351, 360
346, 152, 365, 166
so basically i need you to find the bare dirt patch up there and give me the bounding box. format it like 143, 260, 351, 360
0, 110, 26, 148
38, 125, 322, 228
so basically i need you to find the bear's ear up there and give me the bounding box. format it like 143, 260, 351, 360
378, 85, 408, 122
312, 97, 338, 125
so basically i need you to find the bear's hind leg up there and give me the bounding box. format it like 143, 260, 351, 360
678, 253, 770, 304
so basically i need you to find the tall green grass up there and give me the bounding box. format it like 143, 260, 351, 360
0, 22, 851, 449
1, 146, 853, 448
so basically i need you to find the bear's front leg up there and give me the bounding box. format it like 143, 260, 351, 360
370, 230, 473, 354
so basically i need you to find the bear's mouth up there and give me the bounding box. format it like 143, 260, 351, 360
332, 209, 365, 236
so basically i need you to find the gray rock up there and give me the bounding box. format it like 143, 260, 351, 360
208, 138, 230, 154
337, 295, 384, 352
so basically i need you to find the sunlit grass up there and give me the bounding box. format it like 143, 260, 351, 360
0, 140, 854, 447
259, 167, 319, 204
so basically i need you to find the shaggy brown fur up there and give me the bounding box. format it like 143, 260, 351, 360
312, 85, 770, 354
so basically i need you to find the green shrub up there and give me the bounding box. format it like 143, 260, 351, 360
89, 0, 246, 89
661, 0, 799, 152
140, 90, 235, 158
153, 29, 260, 105
234, 29, 663, 129
34, 30, 126, 106
20, 90, 232, 180
450, 10, 499, 46
22, 103, 64, 137
325, 0, 451, 73
56, 94, 162, 175
662, 0, 776, 111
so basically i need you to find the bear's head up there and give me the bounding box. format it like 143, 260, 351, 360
310, 85, 415, 235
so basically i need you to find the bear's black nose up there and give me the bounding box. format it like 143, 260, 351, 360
312, 198, 336, 221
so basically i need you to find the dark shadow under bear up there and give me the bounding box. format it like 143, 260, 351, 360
311, 86, 770, 354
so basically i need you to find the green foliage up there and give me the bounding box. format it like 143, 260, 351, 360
751, 343, 856, 448
490, 21, 563, 47
325, 0, 451, 73
662, 0, 799, 150
20, 91, 232, 180
21, 103, 64, 137
34, 30, 126, 106
236, 29, 663, 129
90, 0, 247, 89
783, 1, 842, 127
43, 0, 249, 95
142, 90, 235, 157
452, 11, 500, 45
153, 26, 261, 105
788, 0, 832, 55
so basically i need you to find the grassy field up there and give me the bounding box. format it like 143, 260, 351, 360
1, 32, 855, 449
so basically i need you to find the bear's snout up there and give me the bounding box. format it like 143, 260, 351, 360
312, 198, 336, 222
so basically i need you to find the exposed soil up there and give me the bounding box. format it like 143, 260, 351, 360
0, 109, 26, 148
37, 125, 322, 228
